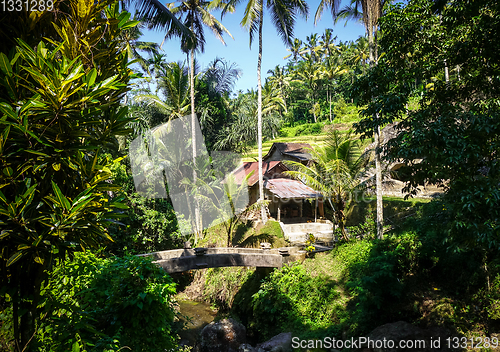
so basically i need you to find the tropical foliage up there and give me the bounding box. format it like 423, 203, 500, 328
353, 0, 500, 251
284, 130, 368, 238
0, 1, 138, 349
38, 252, 177, 352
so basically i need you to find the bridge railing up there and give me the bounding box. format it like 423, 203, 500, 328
139, 247, 306, 273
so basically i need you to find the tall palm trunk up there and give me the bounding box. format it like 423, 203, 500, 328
190, 45, 202, 240
257, 2, 267, 224
328, 84, 332, 122
367, 17, 383, 239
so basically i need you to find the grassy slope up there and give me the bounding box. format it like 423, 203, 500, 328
242, 122, 366, 161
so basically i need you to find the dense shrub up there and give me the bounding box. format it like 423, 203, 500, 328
107, 159, 184, 255
37, 252, 178, 352
250, 264, 346, 340
279, 122, 327, 137
203, 267, 255, 310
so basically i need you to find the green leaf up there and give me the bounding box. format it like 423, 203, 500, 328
98, 74, 118, 89
0, 103, 18, 120
33, 234, 43, 247
51, 181, 71, 211
3, 167, 13, 177
110, 201, 128, 209
25, 149, 50, 157
19, 184, 36, 214
86, 68, 97, 86
0, 191, 7, 205
0, 52, 13, 76
68, 197, 94, 218
0, 230, 10, 240
6, 251, 24, 267
72, 341, 80, 352
121, 20, 140, 30
63, 63, 84, 84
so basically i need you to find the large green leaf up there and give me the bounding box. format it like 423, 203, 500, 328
51, 181, 71, 211
6, 250, 25, 267
0, 103, 18, 120
0, 52, 13, 76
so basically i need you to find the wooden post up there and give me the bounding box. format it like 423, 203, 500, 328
315, 196, 317, 222
277, 207, 281, 222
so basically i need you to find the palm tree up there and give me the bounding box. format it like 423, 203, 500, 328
294, 56, 322, 122
213, 88, 283, 151
315, 0, 384, 239
352, 36, 369, 74
319, 28, 339, 58
321, 56, 348, 122
283, 38, 304, 62
164, 0, 233, 239
166, 0, 233, 119
119, 20, 161, 75
284, 130, 368, 239
203, 57, 242, 96
133, 61, 191, 121
222, 0, 308, 225
267, 65, 291, 116
302, 33, 322, 62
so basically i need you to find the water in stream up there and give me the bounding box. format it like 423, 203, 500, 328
176, 300, 329, 352
177, 300, 217, 350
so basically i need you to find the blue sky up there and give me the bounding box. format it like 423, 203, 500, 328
140, 0, 366, 93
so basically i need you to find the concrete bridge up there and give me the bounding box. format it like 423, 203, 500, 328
139, 247, 308, 274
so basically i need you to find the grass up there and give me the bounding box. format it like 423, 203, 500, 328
198, 219, 287, 248
242, 106, 368, 161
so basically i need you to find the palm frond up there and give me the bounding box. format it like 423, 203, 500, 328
314, 0, 340, 25
132, 0, 194, 41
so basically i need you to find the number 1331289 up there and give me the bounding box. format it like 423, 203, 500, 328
1, 0, 53, 11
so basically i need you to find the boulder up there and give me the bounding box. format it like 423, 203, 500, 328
256, 332, 292, 352
200, 318, 246, 352
239, 343, 256, 352
360, 321, 453, 352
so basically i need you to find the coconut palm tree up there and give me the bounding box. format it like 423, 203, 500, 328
283, 38, 304, 62
267, 65, 291, 116
132, 61, 191, 122
284, 130, 368, 239
319, 28, 339, 58
315, 0, 384, 239
221, 0, 308, 224
302, 33, 322, 62
163, 0, 233, 239
321, 57, 348, 122
119, 20, 161, 75
166, 0, 233, 120
294, 56, 322, 122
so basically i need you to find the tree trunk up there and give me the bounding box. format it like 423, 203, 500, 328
257, 2, 267, 224
374, 123, 383, 239
190, 48, 202, 240
444, 59, 449, 83
328, 85, 332, 122
368, 22, 384, 240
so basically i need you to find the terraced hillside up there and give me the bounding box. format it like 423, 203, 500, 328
242, 122, 362, 161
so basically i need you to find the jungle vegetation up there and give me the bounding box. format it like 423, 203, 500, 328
0, 0, 499, 350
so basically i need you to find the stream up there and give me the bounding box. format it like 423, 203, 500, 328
177, 300, 217, 350
176, 300, 328, 352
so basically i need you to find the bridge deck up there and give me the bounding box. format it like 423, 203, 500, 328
140, 247, 306, 273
